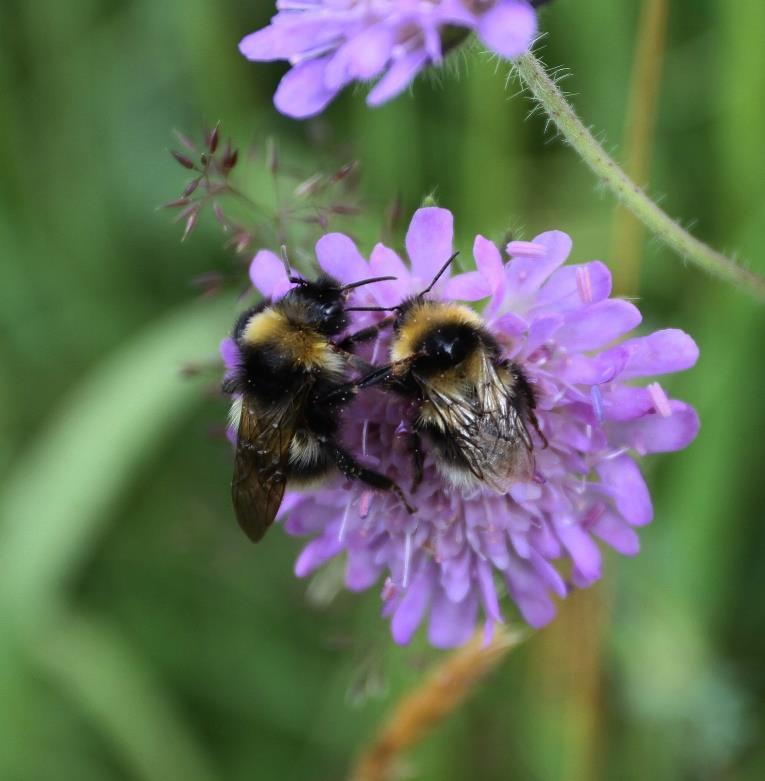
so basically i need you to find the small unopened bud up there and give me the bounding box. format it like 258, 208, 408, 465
212, 202, 226, 226
160, 197, 190, 209
294, 173, 323, 198
330, 204, 361, 215
171, 150, 195, 170
332, 162, 356, 183
180, 205, 200, 241
222, 147, 238, 173
182, 178, 200, 197
207, 123, 220, 154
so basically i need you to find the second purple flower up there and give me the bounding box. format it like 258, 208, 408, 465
240, 1, 539, 119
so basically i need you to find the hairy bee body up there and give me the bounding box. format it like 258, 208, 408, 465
382, 298, 539, 493
225, 273, 409, 543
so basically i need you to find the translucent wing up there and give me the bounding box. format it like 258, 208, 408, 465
231, 386, 310, 542
419, 354, 534, 493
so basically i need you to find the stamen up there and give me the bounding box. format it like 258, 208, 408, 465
647, 382, 672, 417
402, 531, 413, 589
576, 265, 593, 304
507, 240, 546, 259
361, 420, 369, 456
338, 500, 353, 542
381, 577, 397, 602
590, 385, 605, 423
288, 38, 342, 65
358, 489, 374, 519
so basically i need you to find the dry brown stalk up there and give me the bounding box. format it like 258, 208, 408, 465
349, 625, 528, 781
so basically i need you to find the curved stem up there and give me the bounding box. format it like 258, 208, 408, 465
513, 52, 765, 302
349, 625, 528, 781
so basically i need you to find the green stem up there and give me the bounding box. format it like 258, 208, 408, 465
513, 52, 765, 302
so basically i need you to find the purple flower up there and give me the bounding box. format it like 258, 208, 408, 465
222, 207, 700, 647
240, 1, 539, 119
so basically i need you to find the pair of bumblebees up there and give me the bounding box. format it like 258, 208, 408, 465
223, 255, 544, 543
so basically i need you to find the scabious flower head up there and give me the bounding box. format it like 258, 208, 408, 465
240, 1, 539, 118
222, 207, 700, 647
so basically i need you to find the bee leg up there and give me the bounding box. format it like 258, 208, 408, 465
408, 432, 424, 492
510, 363, 549, 449
328, 443, 417, 514
315, 356, 420, 407
336, 316, 395, 352
312, 364, 395, 406
527, 408, 548, 449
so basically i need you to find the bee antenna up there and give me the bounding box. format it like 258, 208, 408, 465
345, 305, 400, 313
280, 245, 305, 285
341, 275, 398, 291
420, 251, 460, 297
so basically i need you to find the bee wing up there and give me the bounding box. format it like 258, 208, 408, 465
421, 355, 534, 494
232, 387, 309, 542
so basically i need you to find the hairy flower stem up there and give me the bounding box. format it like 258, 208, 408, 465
513, 52, 765, 302
349, 626, 528, 781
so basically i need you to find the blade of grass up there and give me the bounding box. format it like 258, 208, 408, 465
611, 0, 670, 294
0, 295, 234, 633
34, 612, 219, 781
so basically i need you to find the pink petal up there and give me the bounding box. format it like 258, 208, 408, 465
505, 230, 572, 302
477, 0, 537, 59
439, 548, 472, 602
525, 312, 564, 352
324, 26, 394, 89
443, 271, 491, 301
294, 534, 344, 577
249, 249, 290, 297
602, 385, 655, 422
345, 546, 383, 591
239, 21, 345, 62
391, 568, 433, 644
556, 300, 642, 352
613, 401, 700, 455
590, 512, 640, 556
529, 549, 567, 598
405, 207, 455, 284
428, 589, 478, 649
274, 58, 341, 119
505, 557, 557, 628
219, 337, 240, 371
491, 310, 529, 337
596, 454, 653, 526
473, 234, 505, 291
315, 233, 369, 283
476, 559, 503, 623
610, 329, 700, 380
557, 348, 629, 386
555, 522, 602, 584
369, 243, 411, 306
367, 49, 429, 107
536, 261, 612, 311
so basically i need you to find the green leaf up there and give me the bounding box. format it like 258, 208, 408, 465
0, 296, 234, 633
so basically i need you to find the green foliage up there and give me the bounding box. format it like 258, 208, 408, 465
1, 1, 764, 779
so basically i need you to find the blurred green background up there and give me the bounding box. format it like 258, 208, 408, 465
1, 1, 764, 779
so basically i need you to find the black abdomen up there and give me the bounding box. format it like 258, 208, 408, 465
239, 343, 305, 402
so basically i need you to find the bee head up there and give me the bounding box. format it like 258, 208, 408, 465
286, 274, 347, 335
287, 272, 399, 335
415, 322, 480, 374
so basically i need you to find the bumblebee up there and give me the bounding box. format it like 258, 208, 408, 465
347, 256, 545, 494
224, 270, 412, 543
